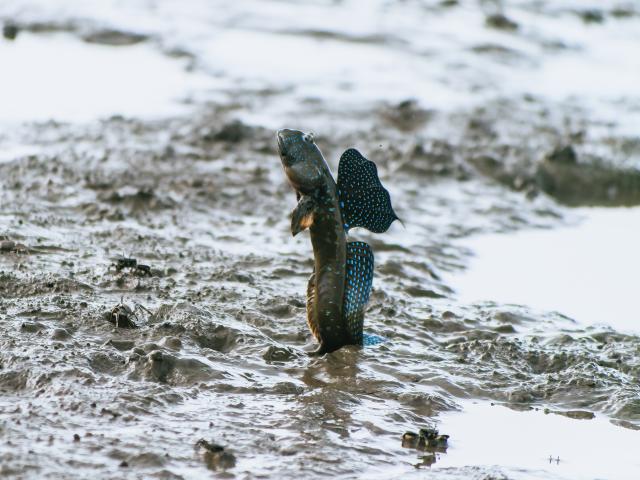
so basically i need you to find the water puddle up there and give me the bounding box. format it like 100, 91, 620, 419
0, 32, 208, 123
449, 208, 640, 333
430, 402, 640, 480
196, 29, 471, 116
0, 143, 44, 164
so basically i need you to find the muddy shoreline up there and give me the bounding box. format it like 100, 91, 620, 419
1, 1, 640, 478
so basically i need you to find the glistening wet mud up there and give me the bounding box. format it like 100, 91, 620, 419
1, 1, 639, 479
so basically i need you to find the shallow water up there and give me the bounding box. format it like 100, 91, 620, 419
0, 32, 208, 123
435, 402, 640, 480
450, 207, 640, 333
1, 1, 639, 479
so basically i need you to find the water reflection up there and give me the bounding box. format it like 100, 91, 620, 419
450, 207, 640, 333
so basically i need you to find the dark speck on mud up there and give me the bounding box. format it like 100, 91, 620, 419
2, 21, 19, 40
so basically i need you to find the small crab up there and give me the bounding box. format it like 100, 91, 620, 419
115, 257, 137, 271
105, 297, 151, 329
402, 427, 449, 452
109, 257, 152, 277
106, 300, 138, 329
418, 427, 449, 449
195, 439, 236, 471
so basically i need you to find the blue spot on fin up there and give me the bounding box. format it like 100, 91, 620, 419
337, 148, 398, 234
343, 241, 374, 344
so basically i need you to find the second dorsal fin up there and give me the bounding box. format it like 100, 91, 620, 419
337, 148, 398, 233
343, 241, 374, 344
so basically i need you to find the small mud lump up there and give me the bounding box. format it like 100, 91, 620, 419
2, 23, 19, 40
546, 145, 577, 165
0, 240, 16, 252
209, 120, 253, 143
485, 14, 519, 31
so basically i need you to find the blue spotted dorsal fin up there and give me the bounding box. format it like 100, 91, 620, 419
337, 149, 398, 233
343, 241, 374, 344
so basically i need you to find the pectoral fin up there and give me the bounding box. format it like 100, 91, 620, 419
337, 148, 399, 233
343, 241, 374, 344
291, 195, 316, 236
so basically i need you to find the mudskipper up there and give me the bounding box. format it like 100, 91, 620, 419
277, 129, 398, 353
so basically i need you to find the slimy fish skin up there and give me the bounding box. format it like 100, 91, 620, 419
276, 129, 398, 353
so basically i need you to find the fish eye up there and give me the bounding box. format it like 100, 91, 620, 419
303, 132, 315, 144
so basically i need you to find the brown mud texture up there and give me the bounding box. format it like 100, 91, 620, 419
1, 104, 639, 479
2, 3, 640, 479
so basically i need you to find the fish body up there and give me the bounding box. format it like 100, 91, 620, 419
277, 129, 397, 353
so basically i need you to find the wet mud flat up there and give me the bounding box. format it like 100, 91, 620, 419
2, 109, 639, 479
1, 1, 640, 479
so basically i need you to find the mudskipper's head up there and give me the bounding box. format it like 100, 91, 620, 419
276, 129, 325, 194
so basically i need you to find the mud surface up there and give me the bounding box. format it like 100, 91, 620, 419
1, 1, 639, 479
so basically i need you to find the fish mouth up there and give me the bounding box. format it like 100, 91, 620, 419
276, 129, 290, 154
277, 129, 295, 165
277, 128, 300, 152
276, 130, 285, 152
